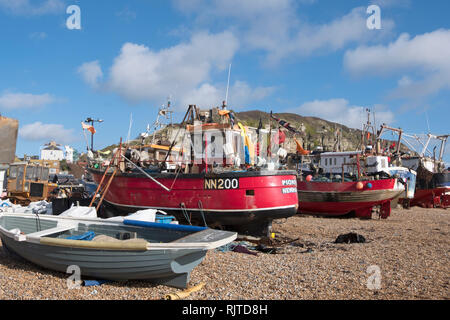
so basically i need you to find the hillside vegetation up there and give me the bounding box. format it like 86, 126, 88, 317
93, 109, 409, 156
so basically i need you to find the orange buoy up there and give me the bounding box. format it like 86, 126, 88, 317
306, 175, 313, 182
356, 182, 364, 190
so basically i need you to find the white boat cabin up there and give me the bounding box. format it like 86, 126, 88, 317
319, 151, 360, 175
401, 157, 435, 173
366, 155, 389, 173
319, 151, 390, 175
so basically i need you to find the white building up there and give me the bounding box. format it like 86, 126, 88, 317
64, 145, 74, 163
40, 141, 64, 161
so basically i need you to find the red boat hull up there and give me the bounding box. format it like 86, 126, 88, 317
297, 179, 403, 219
409, 187, 449, 208
90, 169, 298, 236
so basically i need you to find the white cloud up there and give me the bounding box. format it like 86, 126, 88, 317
344, 29, 450, 101
226, 80, 275, 108
344, 30, 450, 75
172, 1, 395, 65
173, 0, 294, 19
79, 31, 274, 109
19, 122, 76, 144
172, 0, 298, 65
0, 92, 56, 109
77, 61, 103, 89
369, 0, 411, 8
181, 83, 222, 108
0, 0, 64, 15
293, 8, 394, 58
106, 31, 238, 104
397, 76, 412, 87
295, 98, 394, 129
29, 31, 47, 40
181, 80, 275, 108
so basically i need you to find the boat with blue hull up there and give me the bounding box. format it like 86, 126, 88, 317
0, 212, 236, 288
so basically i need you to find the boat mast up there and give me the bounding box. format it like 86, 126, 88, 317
376, 124, 403, 158
164, 105, 196, 163
437, 135, 449, 162
420, 134, 432, 158
361, 108, 377, 151
149, 98, 173, 145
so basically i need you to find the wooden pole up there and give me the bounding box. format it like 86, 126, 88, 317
96, 168, 117, 211
356, 153, 361, 180
204, 132, 208, 173
88, 138, 122, 207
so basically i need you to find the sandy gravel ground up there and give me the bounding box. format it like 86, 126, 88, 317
0, 206, 448, 300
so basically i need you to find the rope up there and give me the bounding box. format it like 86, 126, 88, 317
168, 165, 183, 191
180, 203, 191, 225
198, 200, 207, 227
34, 213, 41, 232
121, 154, 170, 192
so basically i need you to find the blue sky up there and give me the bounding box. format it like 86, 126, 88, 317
0, 0, 449, 164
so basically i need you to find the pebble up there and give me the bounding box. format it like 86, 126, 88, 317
0, 206, 448, 300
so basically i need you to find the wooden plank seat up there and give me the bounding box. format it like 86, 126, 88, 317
25, 225, 78, 242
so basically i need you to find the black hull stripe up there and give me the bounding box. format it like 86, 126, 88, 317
298, 190, 404, 203
103, 199, 297, 212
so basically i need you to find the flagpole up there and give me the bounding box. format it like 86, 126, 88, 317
91, 123, 94, 151
85, 117, 103, 151
82, 129, 90, 151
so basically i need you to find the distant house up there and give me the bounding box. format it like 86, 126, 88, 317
40, 141, 64, 161
64, 145, 74, 163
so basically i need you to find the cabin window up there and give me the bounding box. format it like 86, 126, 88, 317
42, 168, 50, 181
17, 166, 24, 180
325, 158, 328, 166
34, 167, 42, 180
9, 166, 18, 178
334, 158, 337, 166
26, 167, 35, 179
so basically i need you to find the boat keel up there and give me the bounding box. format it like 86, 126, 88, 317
153, 273, 190, 289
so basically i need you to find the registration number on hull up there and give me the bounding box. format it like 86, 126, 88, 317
282, 187, 297, 194
204, 178, 239, 190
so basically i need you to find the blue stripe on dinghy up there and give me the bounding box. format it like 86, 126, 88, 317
83, 280, 110, 287
123, 219, 207, 232
66, 231, 95, 241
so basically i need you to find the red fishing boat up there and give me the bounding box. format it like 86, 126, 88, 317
88, 104, 299, 236
394, 133, 449, 209
293, 152, 405, 218
405, 158, 450, 208
90, 169, 298, 236
272, 110, 405, 219
296, 178, 403, 218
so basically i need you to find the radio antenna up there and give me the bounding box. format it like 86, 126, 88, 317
225, 63, 232, 105
126, 112, 133, 144
425, 110, 431, 133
